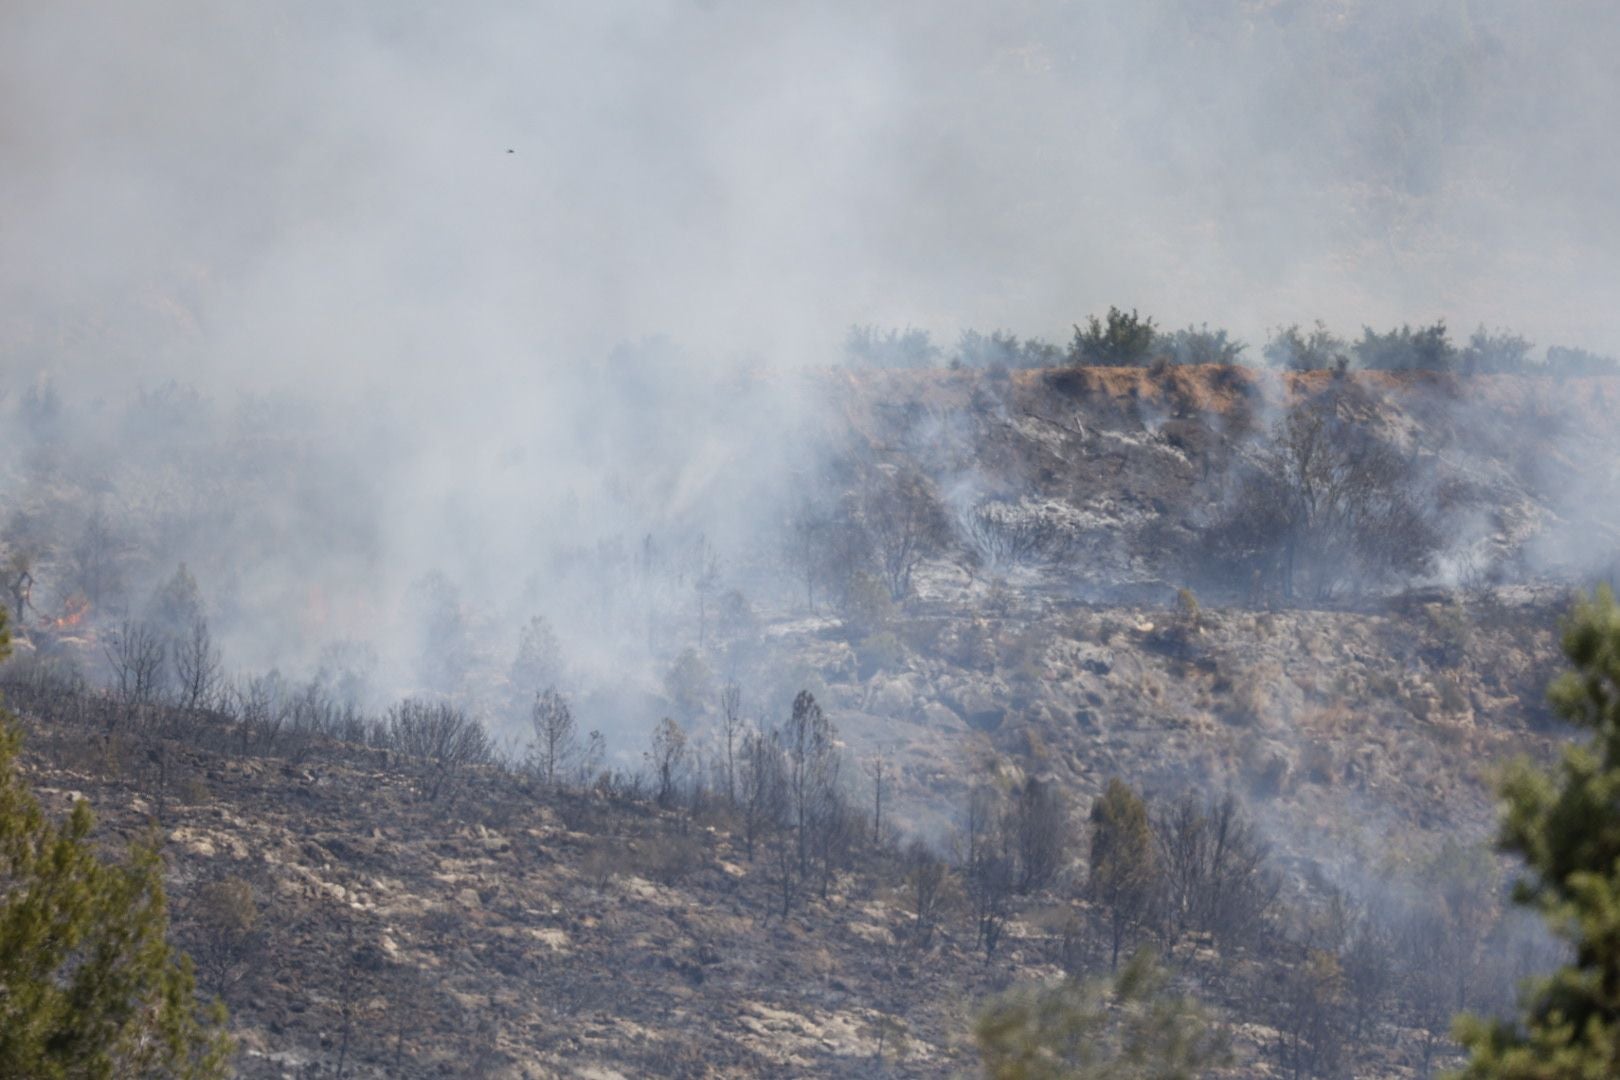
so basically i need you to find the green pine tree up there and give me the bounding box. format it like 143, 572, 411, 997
976, 948, 1229, 1080
1087, 778, 1160, 972
1454, 585, 1620, 1077
0, 607, 232, 1078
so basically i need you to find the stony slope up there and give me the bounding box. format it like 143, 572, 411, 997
7, 683, 1550, 1080
3, 364, 1609, 1077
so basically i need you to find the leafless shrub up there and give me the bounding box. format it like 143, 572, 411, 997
718, 683, 744, 806
866, 752, 890, 843
579, 844, 623, 891
1202, 384, 1443, 602
961, 784, 1014, 960
904, 839, 948, 945
737, 725, 788, 862
231, 672, 286, 757
68, 507, 126, 610
634, 832, 706, 885
188, 875, 262, 994
104, 619, 167, 729
173, 616, 223, 717
1272, 945, 1349, 1080
1340, 898, 1396, 1043
0, 649, 88, 726
809, 792, 862, 900
1008, 776, 1068, 894
528, 687, 577, 789
1153, 793, 1279, 954
575, 728, 606, 790
646, 716, 689, 808
861, 467, 952, 601
382, 698, 492, 802
282, 679, 339, 763
597, 767, 647, 804
382, 962, 431, 1074
782, 496, 876, 613
783, 690, 849, 898
968, 845, 1014, 961
962, 499, 1077, 571
1226, 673, 1272, 726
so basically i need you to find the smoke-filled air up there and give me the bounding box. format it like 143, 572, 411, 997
3, 2, 1620, 1077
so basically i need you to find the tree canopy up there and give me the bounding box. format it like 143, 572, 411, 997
1455, 586, 1620, 1077
1070, 308, 1158, 367
1087, 778, 1160, 972
976, 949, 1228, 1080
0, 607, 232, 1078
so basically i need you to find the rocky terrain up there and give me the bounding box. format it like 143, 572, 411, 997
2, 363, 1611, 1077
12, 716, 1030, 1078
727, 365, 1602, 856
3, 596, 1568, 1080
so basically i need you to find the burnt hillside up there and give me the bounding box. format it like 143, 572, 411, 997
1, 363, 1604, 1077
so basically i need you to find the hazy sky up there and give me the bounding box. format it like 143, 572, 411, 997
5, 0, 1620, 399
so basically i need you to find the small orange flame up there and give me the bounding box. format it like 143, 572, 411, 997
48, 595, 91, 632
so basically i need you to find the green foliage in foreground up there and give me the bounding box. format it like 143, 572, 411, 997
0, 608, 232, 1079
976, 949, 1229, 1079
1454, 586, 1620, 1078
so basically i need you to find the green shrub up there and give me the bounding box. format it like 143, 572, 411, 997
1353, 321, 1456, 372
1175, 587, 1200, 627
977, 951, 1229, 1078
0, 613, 232, 1076
1069, 307, 1158, 367
1263, 321, 1346, 371
1162, 324, 1246, 366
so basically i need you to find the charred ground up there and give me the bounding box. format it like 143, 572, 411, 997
1, 362, 1612, 1077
